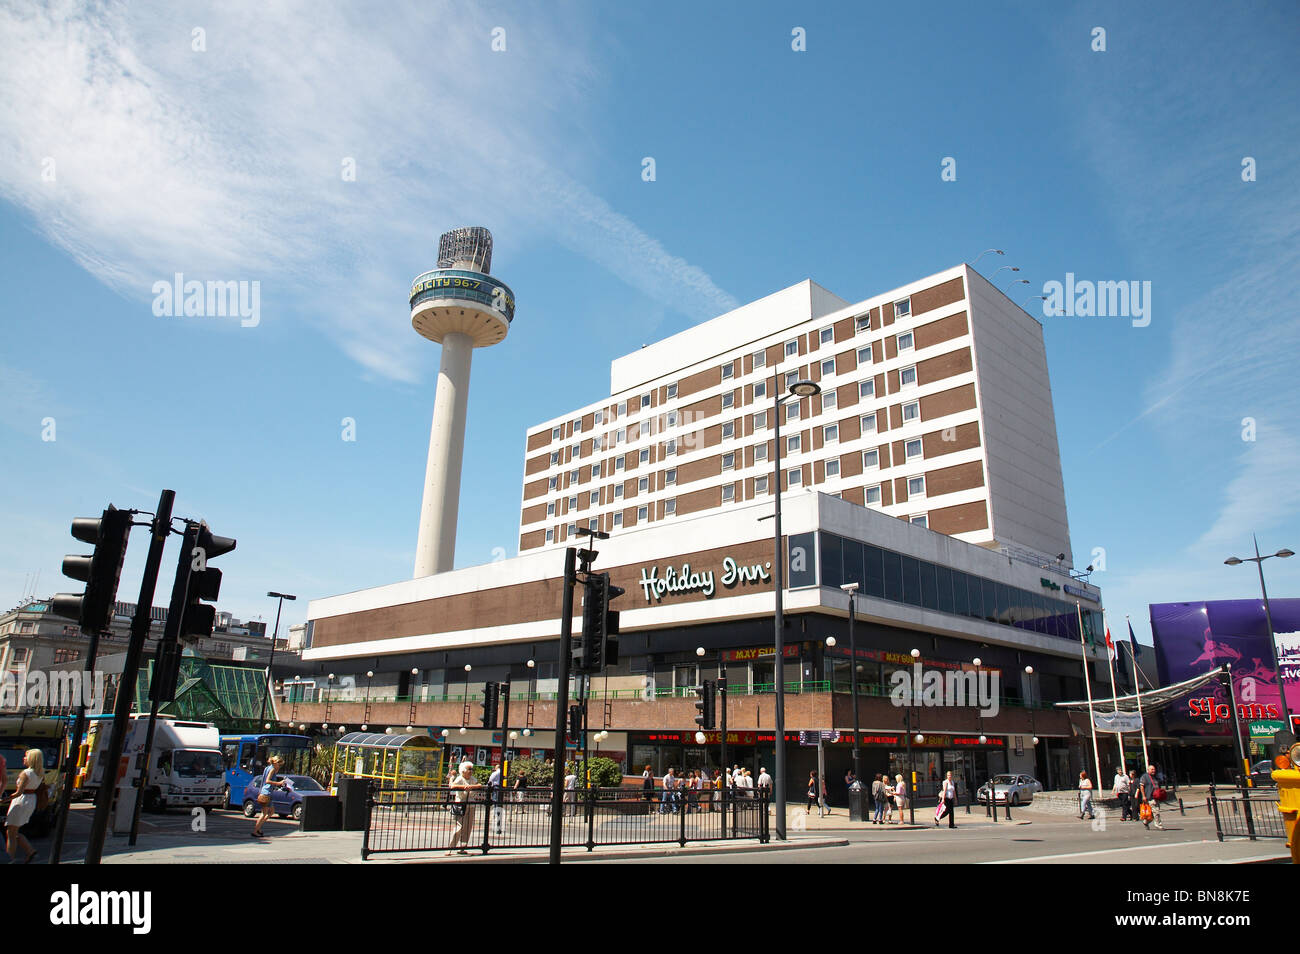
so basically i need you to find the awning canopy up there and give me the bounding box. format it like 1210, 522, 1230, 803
1053, 666, 1225, 714
336, 732, 438, 750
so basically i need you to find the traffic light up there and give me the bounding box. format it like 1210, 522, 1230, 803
695, 680, 717, 730
150, 639, 183, 704
577, 573, 625, 674
52, 505, 133, 633
176, 521, 237, 640
480, 681, 501, 728
567, 703, 584, 742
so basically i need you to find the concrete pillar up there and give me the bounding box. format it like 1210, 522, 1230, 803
414, 331, 473, 577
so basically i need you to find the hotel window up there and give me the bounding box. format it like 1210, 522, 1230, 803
822, 390, 837, 411
902, 400, 920, 423
897, 331, 914, 352
785, 370, 798, 390
638, 505, 648, 522
753, 349, 766, 369
857, 345, 872, 366
549, 451, 559, 466
667, 382, 678, 399
614, 484, 624, 499
594, 409, 604, 425
642, 393, 652, 408
545, 528, 554, 543
548, 476, 558, 491
908, 475, 926, 497
666, 467, 677, 485
665, 438, 677, 456
900, 365, 917, 388
826, 457, 841, 478
665, 498, 676, 516
569, 469, 579, 483
590, 491, 600, 506
819, 327, 834, 346
786, 402, 800, 423
721, 361, 734, 380
571, 444, 581, 459
551, 426, 561, 440
861, 412, 877, 434
613, 512, 623, 528
753, 410, 767, 430
722, 452, 736, 471
863, 449, 880, 469
568, 495, 578, 511
567, 523, 577, 536
639, 420, 651, 438
589, 518, 599, 531
755, 442, 768, 462
819, 360, 834, 380
722, 391, 734, 409
784, 339, 798, 358
615, 455, 625, 471
591, 464, 601, 479
755, 475, 769, 494
859, 379, 875, 399
754, 380, 767, 400
787, 434, 801, 454
855, 314, 871, 333
905, 438, 923, 460
866, 484, 882, 504
910, 513, 928, 528
894, 297, 911, 319
573, 419, 582, 433
722, 421, 735, 439
667, 410, 679, 427
616, 427, 626, 444
788, 468, 802, 488
545, 503, 555, 519
722, 484, 735, 503
823, 423, 838, 444
618, 401, 627, 417
639, 476, 649, 493
640, 447, 650, 464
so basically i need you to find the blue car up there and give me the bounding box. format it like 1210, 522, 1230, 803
240, 774, 328, 821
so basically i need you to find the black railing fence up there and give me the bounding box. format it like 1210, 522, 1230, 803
361, 785, 769, 859
1207, 783, 1286, 841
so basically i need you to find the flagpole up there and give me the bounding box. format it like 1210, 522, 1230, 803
1128, 616, 1150, 770
1103, 611, 1125, 774
1077, 602, 1104, 790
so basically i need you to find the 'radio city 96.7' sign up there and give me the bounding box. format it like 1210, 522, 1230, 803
409, 269, 516, 322
638, 556, 771, 603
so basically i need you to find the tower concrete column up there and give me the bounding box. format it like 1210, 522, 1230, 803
414, 330, 473, 577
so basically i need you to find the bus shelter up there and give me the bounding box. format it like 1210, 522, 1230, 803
330, 732, 444, 801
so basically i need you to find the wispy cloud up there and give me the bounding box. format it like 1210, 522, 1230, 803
0, 0, 736, 383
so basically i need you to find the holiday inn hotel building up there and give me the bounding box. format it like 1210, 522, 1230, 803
294, 264, 1116, 796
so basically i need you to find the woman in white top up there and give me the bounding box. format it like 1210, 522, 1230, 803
893, 774, 906, 824
1078, 770, 1095, 820
448, 760, 483, 855
5, 748, 43, 863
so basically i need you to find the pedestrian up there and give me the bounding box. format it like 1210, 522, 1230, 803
564, 765, 578, 816
4, 749, 42, 863
1138, 764, 1164, 830
512, 770, 528, 815
844, 768, 857, 800
251, 755, 287, 838
806, 771, 818, 814
488, 762, 504, 834
741, 768, 754, 798
935, 770, 958, 828
1113, 766, 1131, 821
1077, 770, 1095, 820
818, 773, 829, 816
895, 773, 908, 823
757, 766, 772, 794
659, 767, 675, 814
642, 764, 654, 813
447, 760, 482, 855
871, 774, 885, 824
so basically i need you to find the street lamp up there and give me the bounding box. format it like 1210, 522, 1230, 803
906, 648, 920, 824
970, 248, 1004, 268
1225, 539, 1295, 737
696, 645, 729, 778
771, 374, 821, 840
260, 591, 297, 723
991, 265, 1020, 281
839, 582, 863, 791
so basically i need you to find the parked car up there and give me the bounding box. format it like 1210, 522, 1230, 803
240, 774, 329, 821
1234, 760, 1278, 788
976, 774, 1043, 805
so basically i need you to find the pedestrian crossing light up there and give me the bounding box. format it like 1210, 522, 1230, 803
578, 572, 624, 674
695, 680, 717, 730
480, 681, 501, 728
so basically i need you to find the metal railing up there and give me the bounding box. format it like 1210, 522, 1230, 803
361, 785, 769, 858
1207, 783, 1286, 841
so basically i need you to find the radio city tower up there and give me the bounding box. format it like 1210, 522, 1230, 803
410, 227, 516, 577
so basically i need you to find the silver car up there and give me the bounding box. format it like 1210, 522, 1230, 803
976, 774, 1043, 805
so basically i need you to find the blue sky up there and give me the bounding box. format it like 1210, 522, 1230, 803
1, 0, 1297, 646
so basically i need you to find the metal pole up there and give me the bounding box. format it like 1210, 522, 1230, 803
1223, 664, 1256, 838
1128, 616, 1151, 769
127, 640, 168, 846
1253, 536, 1293, 732
848, 588, 860, 782
772, 368, 787, 840
548, 546, 577, 865
719, 665, 728, 840
259, 594, 286, 724
1076, 602, 1104, 788
500, 674, 512, 787
50, 625, 103, 863
906, 709, 915, 824
85, 489, 174, 866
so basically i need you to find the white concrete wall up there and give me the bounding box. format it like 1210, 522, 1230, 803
964, 266, 1073, 564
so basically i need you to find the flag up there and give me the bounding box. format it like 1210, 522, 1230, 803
1128, 621, 1141, 657
1105, 627, 1115, 662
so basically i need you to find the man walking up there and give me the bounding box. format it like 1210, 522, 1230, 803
659, 767, 676, 814
935, 770, 958, 828
488, 762, 504, 834
1113, 766, 1131, 821
1139, 764, 1164, 830
871, 774, 885, 824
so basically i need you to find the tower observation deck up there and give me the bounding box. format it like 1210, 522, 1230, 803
410, 227, 516, 577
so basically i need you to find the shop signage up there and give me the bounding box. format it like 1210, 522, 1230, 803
1063, 583, 1096, 602
637, 556, 771, 603
798, 731, 841, 746
1249, 719, 1285, 739
1093, 710, 1145, 733
1040, 577, 1061, 591
721, 645, 800, 662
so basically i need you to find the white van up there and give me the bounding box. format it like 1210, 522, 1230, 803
82, 715, 225, 811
